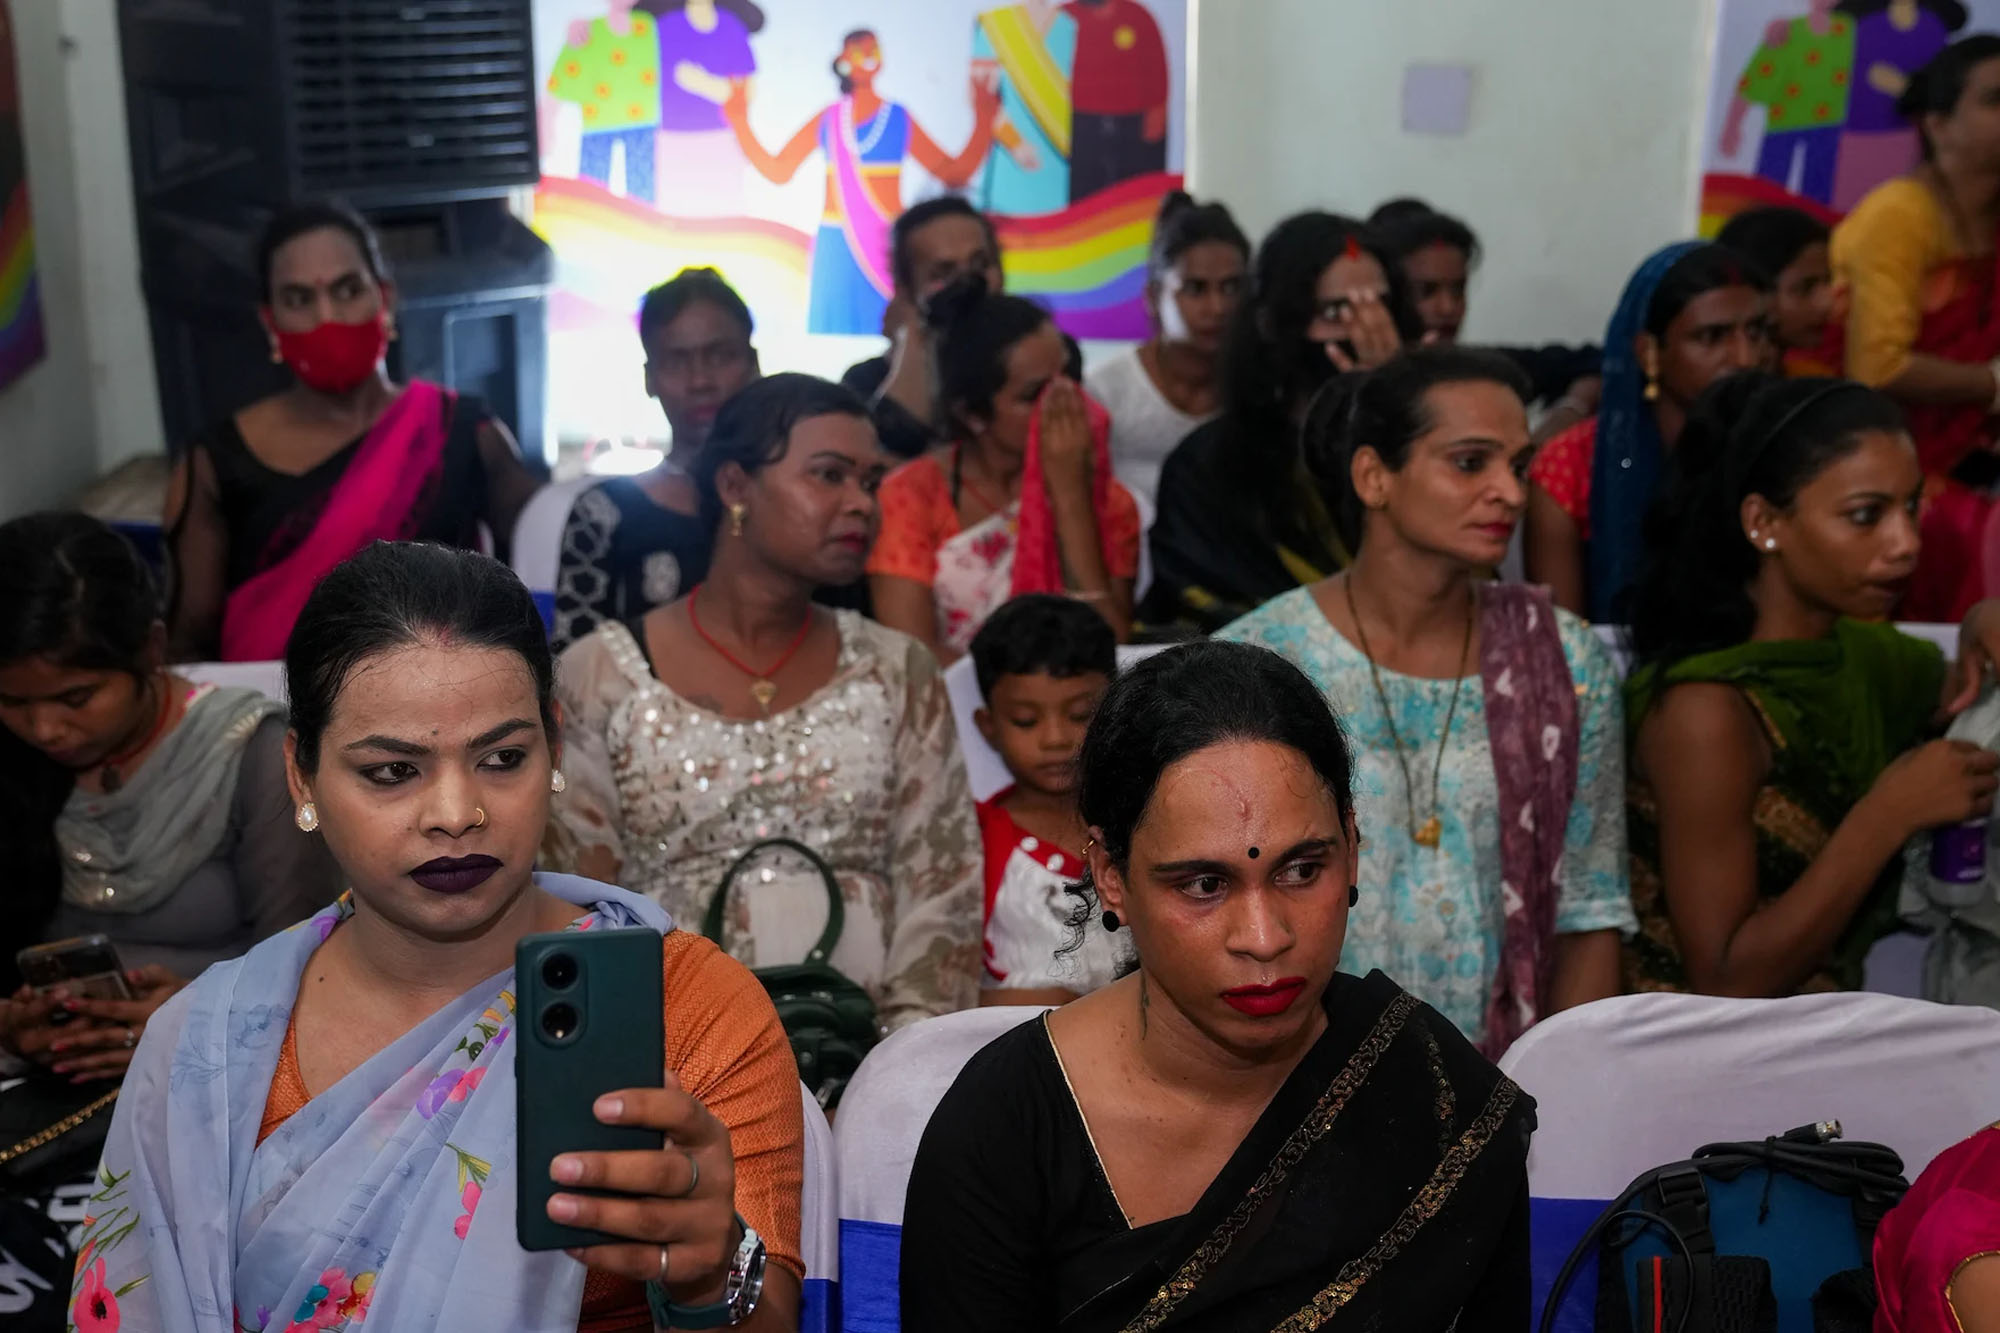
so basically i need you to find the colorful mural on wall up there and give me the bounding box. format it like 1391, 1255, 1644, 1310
0, 0, 46, 393
1700, 1, 1978, 232
531, 0, 1186, 440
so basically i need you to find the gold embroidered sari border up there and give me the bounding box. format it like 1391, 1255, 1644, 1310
1118, 990, 1421, 1333
1271, 1077, 1522, 1333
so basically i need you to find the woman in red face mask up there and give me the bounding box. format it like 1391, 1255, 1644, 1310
164, 204, 544, 662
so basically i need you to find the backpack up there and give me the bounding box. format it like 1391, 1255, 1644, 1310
702, 838, 879, 1111
1540, 1123, 1908, 1333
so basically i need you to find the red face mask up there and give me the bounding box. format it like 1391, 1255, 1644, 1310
270, 311, 389, 395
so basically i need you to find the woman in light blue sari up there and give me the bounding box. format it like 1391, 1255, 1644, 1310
71, 542, 804, 1333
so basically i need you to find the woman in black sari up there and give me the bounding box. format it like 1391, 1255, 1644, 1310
900, 639, 1534, 1332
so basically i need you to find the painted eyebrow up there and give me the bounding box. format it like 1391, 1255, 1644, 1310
342, 718, 536, 756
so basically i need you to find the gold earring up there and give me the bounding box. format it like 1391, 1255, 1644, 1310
551, 769, 567, 794
1643, 373, 1660, 403
295, 803, 318, 833
269, 344, 285, 365
729, 503, 747, 537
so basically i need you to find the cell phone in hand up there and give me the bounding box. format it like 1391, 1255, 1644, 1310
515, 927, 665, 1252
16, 936, 132, 1025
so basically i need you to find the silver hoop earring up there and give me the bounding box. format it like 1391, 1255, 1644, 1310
295, 803, 318, 833
551, 769, 567, 795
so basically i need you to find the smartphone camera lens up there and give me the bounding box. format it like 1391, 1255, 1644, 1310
541, 1002, 579, 1042
541, 953, 578, 991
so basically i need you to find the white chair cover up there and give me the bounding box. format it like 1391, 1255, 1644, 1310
1499, 991, 2000, 1200
509, 476, 594, 599
798, 1082, 838, 1332
835, 1006, 1041, 1227
182, 660, 288, 702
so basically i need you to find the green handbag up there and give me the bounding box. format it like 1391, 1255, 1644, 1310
702, 838, 879, 1110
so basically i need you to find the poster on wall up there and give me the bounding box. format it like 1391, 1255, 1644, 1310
1700, 0, 1978, 232
530, 0, 1187, 443
0, 0, 46, 394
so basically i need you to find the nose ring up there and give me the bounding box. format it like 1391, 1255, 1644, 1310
472, 807, 487, 828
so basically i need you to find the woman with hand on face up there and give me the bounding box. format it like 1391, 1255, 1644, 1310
72, 541, 804, 1332
552, 374, 984, 1034
0, 514, 338, 1087
868, 277, 1140, 662
1625, 373, 2000, 997
841, 198, 1007, 461
900, 641, 1536, 1332
1084, 191, 1249, 510
1525, 243, 1775, 621
1221, 348, 1632, 1056
166, 202, 542, 663
1140, 212, 1415, 636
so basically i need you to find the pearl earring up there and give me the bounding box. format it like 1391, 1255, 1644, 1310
1764, 538, 1778, 552
551, 769, 567, 794
295, 803, 318, 833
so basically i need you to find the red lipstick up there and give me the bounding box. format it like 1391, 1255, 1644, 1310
1221, 977, 1307, 1017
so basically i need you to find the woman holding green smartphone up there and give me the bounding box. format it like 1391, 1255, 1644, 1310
75, 542, 803, 1333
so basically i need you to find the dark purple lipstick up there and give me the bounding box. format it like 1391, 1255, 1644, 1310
409, 855, 502, 895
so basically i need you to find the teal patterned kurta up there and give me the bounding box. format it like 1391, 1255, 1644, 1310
1220, 587, 1635, 1046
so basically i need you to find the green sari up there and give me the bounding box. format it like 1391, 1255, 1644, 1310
1623, 619, 1945, 993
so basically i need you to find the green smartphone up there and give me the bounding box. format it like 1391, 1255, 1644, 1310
515, 926, 666, 1252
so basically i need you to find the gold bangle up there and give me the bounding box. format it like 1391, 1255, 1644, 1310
1066, 589, 1110, 603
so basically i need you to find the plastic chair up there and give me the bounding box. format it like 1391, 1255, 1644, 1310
944, 643, 1172, 802
832, 1007, 1042, 1331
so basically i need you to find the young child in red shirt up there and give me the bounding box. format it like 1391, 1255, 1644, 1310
969, 594, 1130, 1006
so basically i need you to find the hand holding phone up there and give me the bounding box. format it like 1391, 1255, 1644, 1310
514, 928, 753, 1309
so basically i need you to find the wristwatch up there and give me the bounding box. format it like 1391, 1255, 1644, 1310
646, 1216, 766, 1329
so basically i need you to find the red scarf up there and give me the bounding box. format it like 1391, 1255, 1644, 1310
1010, 383, 1117, 598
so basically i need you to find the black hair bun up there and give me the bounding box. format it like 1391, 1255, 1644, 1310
922, 271, 992, 333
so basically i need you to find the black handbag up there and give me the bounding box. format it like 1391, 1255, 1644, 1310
702, 838, 879, 1111
0, 1075, 117, 1197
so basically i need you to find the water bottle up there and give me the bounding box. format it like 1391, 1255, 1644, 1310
1928, 818, 1990, 909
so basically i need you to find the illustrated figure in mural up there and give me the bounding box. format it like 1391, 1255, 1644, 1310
545, 0, 664, 204
722, 29, 1000, 336
971, 0, 1078, 218
1061, 0, 1170, 204
1719, 0, 1857, 205
1830, 0, 1967, 210
639, 0, 762, 217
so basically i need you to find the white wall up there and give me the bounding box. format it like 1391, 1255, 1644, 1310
1188, 0, 1721, 347
0, 0, 159, 522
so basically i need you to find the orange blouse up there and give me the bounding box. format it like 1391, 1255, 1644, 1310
260, 930, 805, 1333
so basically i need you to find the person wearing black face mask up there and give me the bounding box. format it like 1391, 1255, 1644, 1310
164, 203, 543, 663
1138, 212, 1416, 636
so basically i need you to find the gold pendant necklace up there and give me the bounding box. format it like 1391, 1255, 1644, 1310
1343, 576, 1474, 849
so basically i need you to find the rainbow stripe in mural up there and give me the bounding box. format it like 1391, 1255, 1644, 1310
530, 177, 813, 333
531, 170, 1176, 342
0, 183, 44, 390
999, 172, 1180, 340
1698, 172, 1840, 239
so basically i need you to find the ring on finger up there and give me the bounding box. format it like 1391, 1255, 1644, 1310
123, 1027, 137, 1049
658, 1243, 670, 1283
676, 1150, 700, 1200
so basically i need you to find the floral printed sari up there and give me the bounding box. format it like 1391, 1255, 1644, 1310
68, 874, 669, 1333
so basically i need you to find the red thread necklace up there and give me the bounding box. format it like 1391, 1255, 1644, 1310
687, 585, 815, 715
